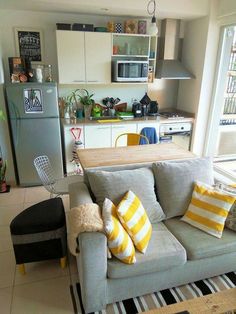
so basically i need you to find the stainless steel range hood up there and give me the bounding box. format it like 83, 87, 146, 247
155, 19, 194, 79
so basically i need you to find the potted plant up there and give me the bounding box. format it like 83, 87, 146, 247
78, 89, 95, 119
66, 89, 95, 119
0, 109, 8, 193
67, 89, 81, 110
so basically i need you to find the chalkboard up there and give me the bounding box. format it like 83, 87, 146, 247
14, 28, 44, 63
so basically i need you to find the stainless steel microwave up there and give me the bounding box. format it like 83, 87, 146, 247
112, 60, 149, 82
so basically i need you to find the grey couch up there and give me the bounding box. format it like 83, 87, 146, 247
69, 159, 236, 313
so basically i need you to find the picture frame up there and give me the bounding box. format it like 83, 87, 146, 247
14, 27, 44, 64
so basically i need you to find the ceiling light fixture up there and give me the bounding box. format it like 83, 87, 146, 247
147, 0, 158, 36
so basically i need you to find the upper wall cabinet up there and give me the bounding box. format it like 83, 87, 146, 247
56, 31, 112, 84
111, 33, 157, 83
112, 34, 150, 57
85, 32, 112, 84
56, 31, 85, 84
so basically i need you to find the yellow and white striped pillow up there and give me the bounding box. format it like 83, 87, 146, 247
102, 198, 136, 264
181, 181, 236, 238
117, 190, 152, 253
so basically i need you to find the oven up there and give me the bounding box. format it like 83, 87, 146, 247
159, 122, 192, 151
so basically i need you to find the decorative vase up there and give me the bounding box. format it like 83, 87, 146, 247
84, 105, 92, 119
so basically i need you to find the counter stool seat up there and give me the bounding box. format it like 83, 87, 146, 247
10, 198, 67, 274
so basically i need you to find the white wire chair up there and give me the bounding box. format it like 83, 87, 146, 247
34, 155, 83, 198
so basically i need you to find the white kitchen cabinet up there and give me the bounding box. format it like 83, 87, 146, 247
62, 124, 84, 174
84, 125, 111, 148
56, 31, 86, 84
85, 32, 112, 84
56, 31, 111, 84
111, 123, 137, 147
137, 122, 160, 143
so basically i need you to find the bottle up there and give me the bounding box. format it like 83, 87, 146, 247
35, 65, 43, 83
44, 64, 53, 82
125, 42, 130, 55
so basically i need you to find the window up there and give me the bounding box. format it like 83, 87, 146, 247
206, 25, 236, 181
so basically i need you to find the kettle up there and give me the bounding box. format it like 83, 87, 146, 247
148, 101, 159, 116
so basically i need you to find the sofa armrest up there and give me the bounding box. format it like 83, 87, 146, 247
78, 232, 107, 313
69, 181, 107, 312
69, 181, 93, 208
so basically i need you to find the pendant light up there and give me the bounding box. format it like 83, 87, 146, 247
147, 0, 158, 36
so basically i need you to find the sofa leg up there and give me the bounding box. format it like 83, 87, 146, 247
18, 264, 25, 275
60, 256, 67, 269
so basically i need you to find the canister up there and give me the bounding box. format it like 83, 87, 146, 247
107, 21, 115, 32
115, 23, 122, 33
138, 20, 147, 34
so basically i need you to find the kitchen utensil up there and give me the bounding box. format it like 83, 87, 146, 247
102, 97, 109, 106
114, 97, 120, 105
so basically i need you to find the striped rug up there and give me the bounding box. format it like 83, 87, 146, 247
70, 271, 236, 314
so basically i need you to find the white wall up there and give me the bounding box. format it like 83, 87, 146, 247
177, 0, 220, 156
217, 0, 236, 18
148, 80, 179, 110
217, 0, 236, 27
59, 84, 147, 110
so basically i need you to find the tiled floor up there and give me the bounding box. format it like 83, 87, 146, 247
0, 186, 79, 314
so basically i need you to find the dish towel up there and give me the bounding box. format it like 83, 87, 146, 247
140, 127, 158, 144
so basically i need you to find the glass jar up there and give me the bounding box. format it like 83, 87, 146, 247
44, 64, 53, 82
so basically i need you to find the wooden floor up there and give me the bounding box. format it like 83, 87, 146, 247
145, 288, 236, 314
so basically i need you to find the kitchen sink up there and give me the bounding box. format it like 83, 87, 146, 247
89, 116, 122, 120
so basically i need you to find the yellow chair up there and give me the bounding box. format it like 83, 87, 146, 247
115, 133, 149, 147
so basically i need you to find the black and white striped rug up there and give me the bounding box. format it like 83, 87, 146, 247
70, 272, 236, 314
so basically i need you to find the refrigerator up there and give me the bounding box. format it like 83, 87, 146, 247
5, 82, 63, 186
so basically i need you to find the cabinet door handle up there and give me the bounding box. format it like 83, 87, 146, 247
97, 126, 110, 129
73, 80, 85, 82
113, 126, 125, 129
87, 80, 99, 83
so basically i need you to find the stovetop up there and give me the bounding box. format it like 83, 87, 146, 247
159, 111, 185, 119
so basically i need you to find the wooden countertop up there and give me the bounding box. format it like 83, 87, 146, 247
77, 143, 195, 169
61, 115, 194, 126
